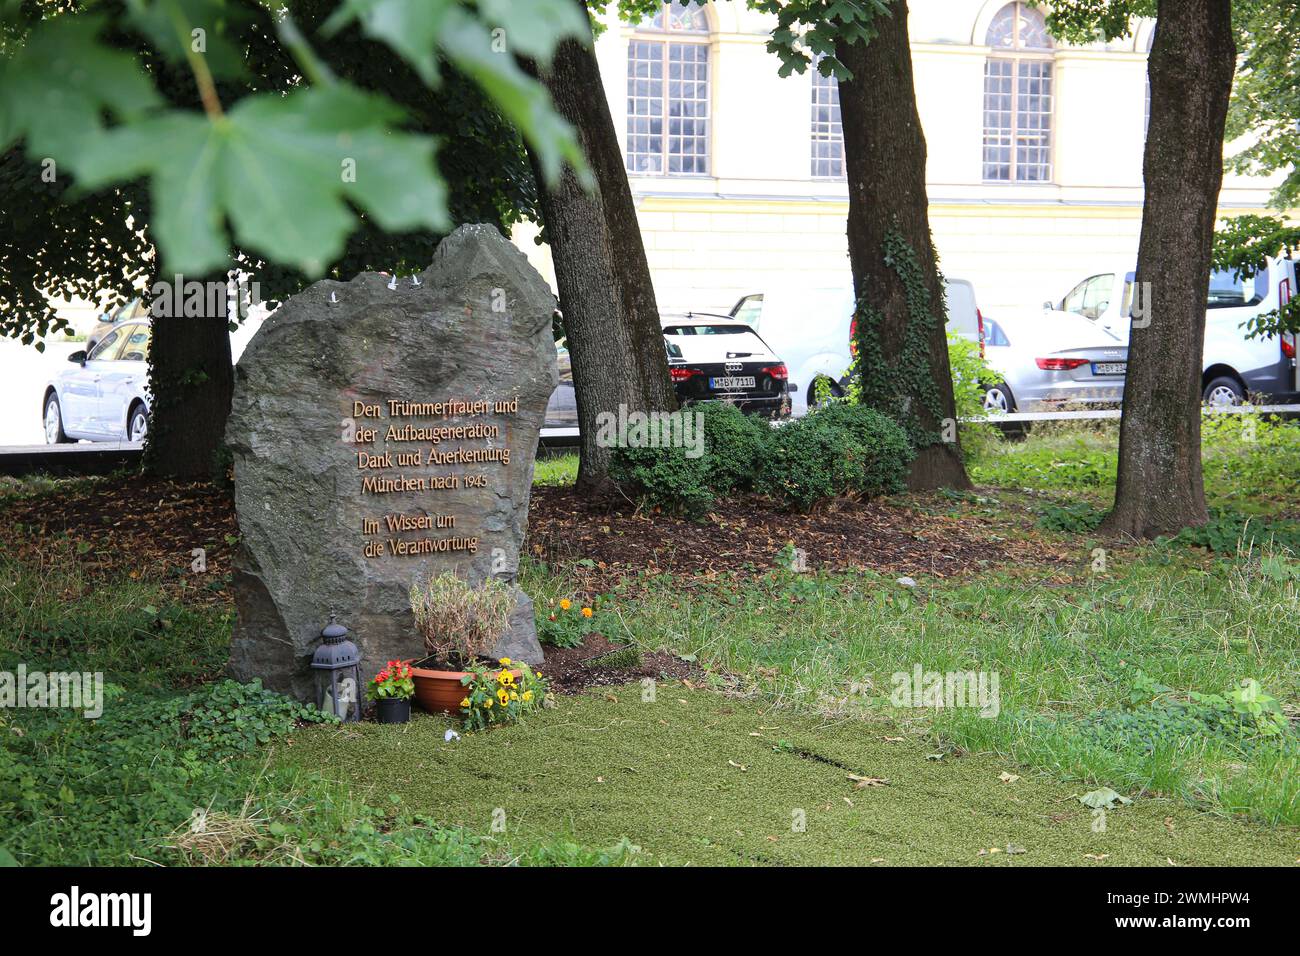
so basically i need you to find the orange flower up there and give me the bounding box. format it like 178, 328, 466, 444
559, 598, 572, 611
581, 607, 593, 618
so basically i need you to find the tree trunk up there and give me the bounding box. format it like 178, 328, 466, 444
527, 19, 677, 498
835, 2, 970, 491
1102, 0, 1235, 538
142, 273, 235, 480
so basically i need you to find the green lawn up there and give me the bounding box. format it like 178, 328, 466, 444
276, 689, 1297, 866
3, 419, 1298, 866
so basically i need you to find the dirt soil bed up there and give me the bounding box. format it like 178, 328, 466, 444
540, 632, 701, 694
0, 477, 238, 599
0, 478, 1073, 600
527, 486, 1070, 592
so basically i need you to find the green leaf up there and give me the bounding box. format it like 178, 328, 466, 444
1079, 787, 1132, 809
125, 0, 250, 80
477, 0, 589, 64
445, 8, 587, 187
0, 14, 161, 157
326, 0, 588, 187
0, 848, 18, 867
322, 0, 460, 85
71, 86, 449, 275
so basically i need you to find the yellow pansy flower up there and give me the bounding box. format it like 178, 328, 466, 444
499, 657, 511, 666
460, 697, 470, 708
497, 688, 509, 704
522, 690, 533, 702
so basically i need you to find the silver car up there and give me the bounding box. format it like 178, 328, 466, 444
44, 318, 152, 443
980, 312, 1127, 413
543, 341, 576, 428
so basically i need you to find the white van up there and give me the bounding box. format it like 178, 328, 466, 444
728, 278, 982, 416
1051, 258, 1299, 405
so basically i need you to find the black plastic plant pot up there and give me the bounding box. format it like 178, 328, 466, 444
376, 698, 412, 724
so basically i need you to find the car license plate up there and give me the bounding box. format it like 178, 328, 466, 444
1092, 362, 1127, 376
710, 376, 754, 389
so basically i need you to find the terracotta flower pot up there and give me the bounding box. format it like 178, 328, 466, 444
411, 661, 522, 716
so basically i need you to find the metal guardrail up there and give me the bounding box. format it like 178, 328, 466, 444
3, 405, 1297, 477
979, 404, 1300, 428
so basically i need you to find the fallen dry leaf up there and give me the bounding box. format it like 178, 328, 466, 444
728, 760, 748, 772
999, 772, 1021, 783
1084, 853, 1109, 861
847, 773, 888, 788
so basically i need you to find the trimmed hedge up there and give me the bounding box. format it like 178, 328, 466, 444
609, 402, 769, 515
610, 401, 912, 515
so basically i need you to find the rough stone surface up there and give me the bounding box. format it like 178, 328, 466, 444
226, 224, 557, 700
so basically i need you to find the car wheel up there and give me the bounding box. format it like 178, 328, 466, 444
128, 404, 149, 443
1202, 376, 1245, 407
809, 376, 845, 409
44, 393, 70, 444
982, 382, 1015, 414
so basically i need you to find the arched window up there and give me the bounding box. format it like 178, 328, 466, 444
810, 57, 844, 179
627, 2, 711, 175
982, 2, 1054, 182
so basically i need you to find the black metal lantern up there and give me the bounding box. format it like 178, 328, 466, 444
312, 613, 361, 722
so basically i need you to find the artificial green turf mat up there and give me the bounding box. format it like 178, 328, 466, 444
275, 686, 1299, 866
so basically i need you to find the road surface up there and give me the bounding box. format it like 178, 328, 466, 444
0, 337, 81, 446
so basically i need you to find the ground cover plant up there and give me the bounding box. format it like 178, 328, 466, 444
0, 544, 636, 866
2, 418, 1298, 865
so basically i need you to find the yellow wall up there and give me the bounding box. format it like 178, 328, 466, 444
515, 0, 1285, 317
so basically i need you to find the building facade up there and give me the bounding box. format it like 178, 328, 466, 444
514, 0, 1283, 316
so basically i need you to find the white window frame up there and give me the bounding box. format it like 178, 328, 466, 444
626, 2, 712, 177
810, 60, 844, 180
982, 2, 1055, 183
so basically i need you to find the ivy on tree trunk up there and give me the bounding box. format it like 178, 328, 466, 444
835, 1, 970, 492
1103, 0, 1235, 538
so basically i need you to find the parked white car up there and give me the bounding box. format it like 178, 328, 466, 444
44, 307, 266, 444
1050, 258, 1299, 405
728, 278, 983, 416
44, 317, 152, 443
